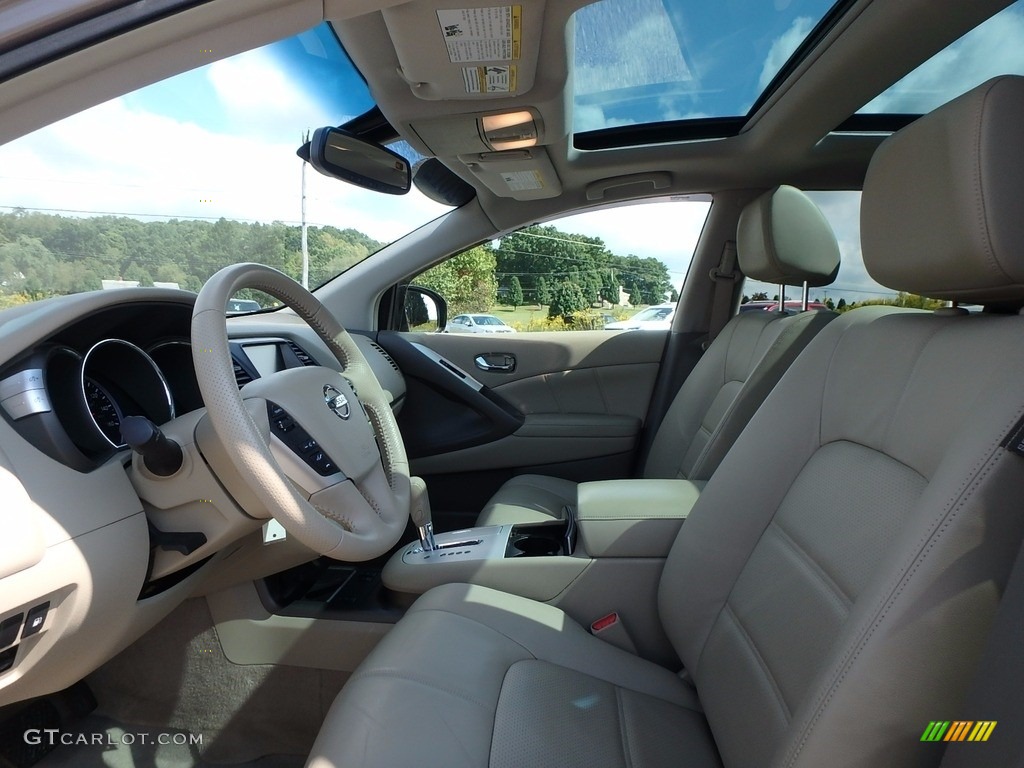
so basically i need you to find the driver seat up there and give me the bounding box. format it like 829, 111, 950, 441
307, 77, 1024, 768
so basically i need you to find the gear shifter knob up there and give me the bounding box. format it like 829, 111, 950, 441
409, 476, 437, 552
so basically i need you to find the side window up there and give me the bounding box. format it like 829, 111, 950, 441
409, 198, 710, 333
738, 191, 947, 314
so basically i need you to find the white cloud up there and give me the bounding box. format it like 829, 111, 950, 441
758, 16, 814, 91
206, 50, 344, 139
0, 96, 446, 246
572, 104, 638, 132
575, 11, 691, 96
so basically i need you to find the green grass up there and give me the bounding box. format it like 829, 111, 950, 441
488, 304, 550, 326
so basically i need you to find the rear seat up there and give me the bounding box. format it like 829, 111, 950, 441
476, 185, 841, 526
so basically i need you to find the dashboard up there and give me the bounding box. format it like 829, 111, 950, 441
0, 300, 405, 474
0, 288, 405, 706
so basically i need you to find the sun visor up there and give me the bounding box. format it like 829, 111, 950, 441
382, 1, 542, 100
458, 146, 561, 200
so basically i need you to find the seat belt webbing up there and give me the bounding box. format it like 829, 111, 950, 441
707, 240, 738, 343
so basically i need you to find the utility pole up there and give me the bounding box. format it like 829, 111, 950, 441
301, 130, 310, 290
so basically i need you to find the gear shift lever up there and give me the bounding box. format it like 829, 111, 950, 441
409, 476, 437, 552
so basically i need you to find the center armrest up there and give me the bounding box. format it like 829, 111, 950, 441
576, 479, 703, 558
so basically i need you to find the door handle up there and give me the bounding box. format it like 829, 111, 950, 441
475, 353, 516, 373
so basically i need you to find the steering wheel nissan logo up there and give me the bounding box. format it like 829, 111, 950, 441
323, 384, 351, 420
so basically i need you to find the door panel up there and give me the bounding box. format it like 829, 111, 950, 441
378, 329, 666, 528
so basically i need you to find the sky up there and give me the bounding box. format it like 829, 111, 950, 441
2, 2, 1022, 304
572, 0, 836, 131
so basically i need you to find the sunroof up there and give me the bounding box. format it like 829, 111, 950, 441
572, 0, 840, 140
858, 1, 1024, 116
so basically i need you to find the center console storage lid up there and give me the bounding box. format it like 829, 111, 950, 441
576, 479, 703, 558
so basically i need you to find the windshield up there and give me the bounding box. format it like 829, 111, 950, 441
0, 23, 448, 310
471, 315, 504, 325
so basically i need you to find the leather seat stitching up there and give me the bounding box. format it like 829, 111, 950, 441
769, 520, 853, 610
350, 667, 496, 710
782, 408, 1020, 766
721, 603, 792, 721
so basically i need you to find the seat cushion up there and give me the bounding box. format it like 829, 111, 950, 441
307, 583, 721, 768
475, 474, 577, 526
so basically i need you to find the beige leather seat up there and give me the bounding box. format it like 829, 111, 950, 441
477, 185, 839, 527
308, 76, 1024, 768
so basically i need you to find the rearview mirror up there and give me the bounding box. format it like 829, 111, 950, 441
305, 127, 411, 195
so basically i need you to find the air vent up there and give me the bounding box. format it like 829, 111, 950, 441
369, 342, 400, 372
287, 341, 317, 367
232, 360, 253, 388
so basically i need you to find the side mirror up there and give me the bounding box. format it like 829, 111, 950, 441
404, 285, 447, 332
303, 127, 411, 195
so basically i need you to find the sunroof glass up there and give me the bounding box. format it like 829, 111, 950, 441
572, 0, 840, 134
859, 1, 1024, 115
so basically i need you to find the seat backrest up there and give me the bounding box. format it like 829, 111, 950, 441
659, 76, 1024, 768
643, 186, 840, 482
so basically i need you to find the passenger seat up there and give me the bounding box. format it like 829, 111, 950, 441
476, 185, 840, 526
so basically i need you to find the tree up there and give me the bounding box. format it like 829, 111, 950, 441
406, 291, 430, 327
836, 297, 847, 311
669, 286, 679, 303
750, 291, 769, 301
507, 276, 524, 309
600, 269, 619, 306
548, 281, 587, 320
535, 276, 551, 306
628, 281, 643, 307
414, 245, 497, 315
825, 298, 835, 310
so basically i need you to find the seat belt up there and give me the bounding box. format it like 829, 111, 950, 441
937, 523, 1024, 767
707, 240, 739, 345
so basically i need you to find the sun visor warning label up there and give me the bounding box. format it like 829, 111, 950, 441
462, 65, 517, 93
501, 170, 544, 192
438, 6, 522, 63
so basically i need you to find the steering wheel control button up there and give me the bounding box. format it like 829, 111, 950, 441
0, 614, 23, 648
22, 602, 49, 638
266, 401, 340, 477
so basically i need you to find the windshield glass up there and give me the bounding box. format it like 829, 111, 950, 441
472, 316, 504, 325
0, 22, 448, 310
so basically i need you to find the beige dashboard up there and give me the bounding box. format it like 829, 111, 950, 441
0, 288, 404, 705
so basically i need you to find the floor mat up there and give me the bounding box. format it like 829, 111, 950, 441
34, 715, 304, 768
64, 598, 347, 765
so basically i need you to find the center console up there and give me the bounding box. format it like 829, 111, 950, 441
382, 478, 703, 664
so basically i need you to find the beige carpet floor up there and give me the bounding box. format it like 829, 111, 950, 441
36, 598, 347, 767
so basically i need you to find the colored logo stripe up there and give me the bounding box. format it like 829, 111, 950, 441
945, 722, 973, 741
921, 721, 997, 742
968, 722, 997, 742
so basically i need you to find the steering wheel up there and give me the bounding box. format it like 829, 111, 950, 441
191, 263, 410, 561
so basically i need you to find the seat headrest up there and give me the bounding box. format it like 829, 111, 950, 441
862, 76, 1024, 304
736, 185, 840, 287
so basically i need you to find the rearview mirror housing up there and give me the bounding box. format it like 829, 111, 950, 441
304, 127, 411, 195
